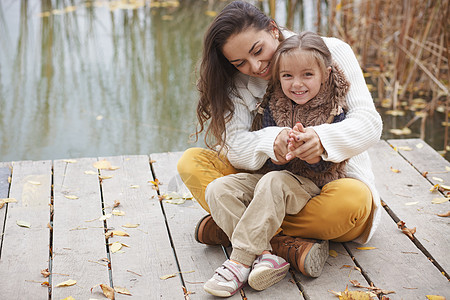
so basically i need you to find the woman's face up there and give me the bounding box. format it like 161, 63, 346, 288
222, 27, 280, 80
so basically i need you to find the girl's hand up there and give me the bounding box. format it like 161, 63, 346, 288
286, 127, 324, 163
273, 129, 290, 164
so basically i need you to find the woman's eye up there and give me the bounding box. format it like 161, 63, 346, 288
255, 48, 262, 55
236, 61, 245, 68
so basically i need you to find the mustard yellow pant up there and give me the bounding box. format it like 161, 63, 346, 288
177, 147, 373, 243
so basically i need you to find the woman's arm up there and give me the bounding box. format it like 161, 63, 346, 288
292, 37, 382, 163
224, 97, 288, 170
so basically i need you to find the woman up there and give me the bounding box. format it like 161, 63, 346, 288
177, 0, 382, 292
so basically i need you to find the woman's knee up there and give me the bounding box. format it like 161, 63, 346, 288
177, 147, 203, 175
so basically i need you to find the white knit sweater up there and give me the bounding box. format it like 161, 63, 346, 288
224, 36, 383, 244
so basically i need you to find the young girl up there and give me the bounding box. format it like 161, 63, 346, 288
203, 32, 352, 297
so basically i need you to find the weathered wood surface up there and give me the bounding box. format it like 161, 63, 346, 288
0, 160, 52, 299
100, 155, 184, 299
0, 139, 448, 300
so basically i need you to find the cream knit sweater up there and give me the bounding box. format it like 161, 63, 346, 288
224, 36, 383, 244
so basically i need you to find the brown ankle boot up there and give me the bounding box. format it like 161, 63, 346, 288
194, 215, 230, 247
270, 234, 328, 277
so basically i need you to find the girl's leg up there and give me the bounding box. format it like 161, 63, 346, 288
177, 148, 237, 212
281, 178, 373, 242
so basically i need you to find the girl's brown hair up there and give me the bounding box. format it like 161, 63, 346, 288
252, 31, 333, 131
194, 1, 282, 151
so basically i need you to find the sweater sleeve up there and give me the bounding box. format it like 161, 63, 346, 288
313, 38, 383, 163
225, 97, 285, 170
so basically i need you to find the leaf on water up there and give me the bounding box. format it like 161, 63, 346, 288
390, 166, 400, 173
41, 268, 50, 278
389, 127, 411, 135
84, 170, 97, 175
432, 198, 448, 204
386, 110, 405, 116
114, 286, 132, 295
38, 11, 51, 17
432, 177, 444, 182
205, 10, 217, 17
56, 279, 77, 287
16, 220, 31, 228
356, 247, 376, 250
122, 223, 140, 228
160, 273, 177, 280
437, 211, 450, 217
161, 15, 174, 20
64, 195, 79, 200
112, 209, 125, 216
28, 180, 41, 185
63, 159, 77, 163
93, 159, 112, 170
110, 242, 123, 253
329, 250, 338, 257
99, 213, 112, 221
100, 284, 115, 300
111, 230, 129, 237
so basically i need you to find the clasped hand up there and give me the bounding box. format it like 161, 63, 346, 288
273, 123, 324, 165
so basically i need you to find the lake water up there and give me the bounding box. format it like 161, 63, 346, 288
1, 0, 447, 162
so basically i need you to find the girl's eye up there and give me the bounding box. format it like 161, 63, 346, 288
282, 74, 292, 78
305, 72, 313, 76
236, 61, 245, 68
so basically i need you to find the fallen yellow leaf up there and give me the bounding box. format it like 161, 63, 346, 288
61, 297, 75, 300
84, 170, 97, 175
329, 250, 338, 257
114, 286, 132, 295
416, 143, 424, 149
390, 166, 400, 173
432, 198, 448, 204
397, 146, 412, 151
110, 242, 123, 253
432, 177, 444, 182
112, 209, 125, 216
64, 195, 79, 200
63, 159, 77, 163
28, 180, 41, 185
111, 230, 129, 237
437, 211, 450, 217
56, 279, 77, 287
100, 284, 115, 300
356, 247, 376, 250
426, 296, 446, 300
130, 185, 140, 189
405, 202, 419, 206
99, 213, 112, 221
439, 184, 450, 190
122, 223, 140, 228
100, 175, 113, 180
93, 159, 112, 170
160, 273, 176, 280
16, 220, 31, 228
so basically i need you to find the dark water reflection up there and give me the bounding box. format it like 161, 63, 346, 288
0, 0, 447, 162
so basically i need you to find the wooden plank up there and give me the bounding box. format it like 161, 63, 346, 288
0, 160, 52, 299
150, 152, 239, 299
152, 152, 356, 299
52, 158, 110, 300
0, 163, 12, 250
368, 141, 450, 273
99, 155, 185, 299
387, 138, 450, 186
291, 242, 368, 300
346, 208, 449, 298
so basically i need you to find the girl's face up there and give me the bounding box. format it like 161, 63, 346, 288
279, 51, 327, 105
222, 27, 280, 80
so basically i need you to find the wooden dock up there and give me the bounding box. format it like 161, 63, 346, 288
0, 138, 448, 299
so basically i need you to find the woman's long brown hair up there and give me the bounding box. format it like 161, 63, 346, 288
193, 1, 282, 152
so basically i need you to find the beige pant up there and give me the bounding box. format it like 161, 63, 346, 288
205, 170, 321, 266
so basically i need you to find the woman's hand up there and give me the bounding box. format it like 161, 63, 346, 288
286, 125, 324, 163
273, 129, 290, 165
